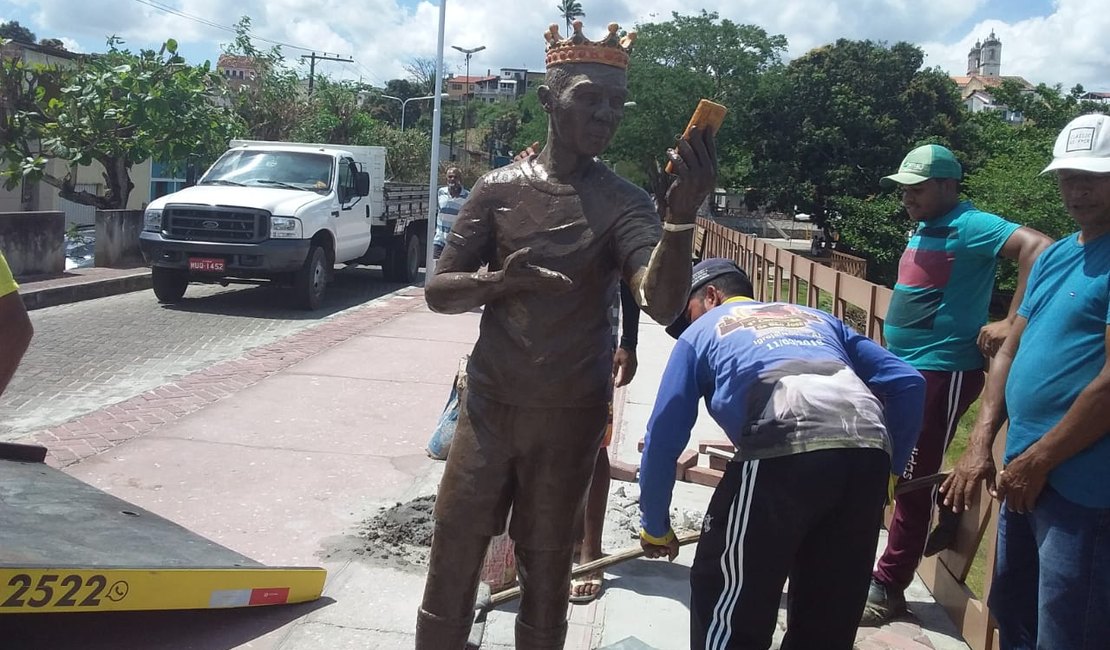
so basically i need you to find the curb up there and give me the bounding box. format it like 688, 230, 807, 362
21, 271, 153, 311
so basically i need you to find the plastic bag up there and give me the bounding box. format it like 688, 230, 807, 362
480, 515, 517, 591
426, 355, 469, 460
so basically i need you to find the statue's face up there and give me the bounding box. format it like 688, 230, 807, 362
545, 64, 628, 158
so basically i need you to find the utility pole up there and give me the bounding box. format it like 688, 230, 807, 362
301, 52, 354, 94
451, 45, 485, 159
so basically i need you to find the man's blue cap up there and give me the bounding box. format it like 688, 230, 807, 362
665, 258, 749, 339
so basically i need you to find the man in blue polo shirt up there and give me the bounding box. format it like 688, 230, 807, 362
942, 113, 1110, 649
639, 258, 925, 649
864, 144, 1051, 625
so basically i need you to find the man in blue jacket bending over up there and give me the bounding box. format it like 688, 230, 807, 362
638, 258, 926, 650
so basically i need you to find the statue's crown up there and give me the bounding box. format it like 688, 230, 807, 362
544, 21, 636, 70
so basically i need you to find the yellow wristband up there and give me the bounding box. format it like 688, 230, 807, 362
888, 473, 898, 505
640, 528, 676, 545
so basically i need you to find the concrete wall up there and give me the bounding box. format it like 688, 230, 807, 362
0, 211, 65, 278
95, 210, 145, 268
0, 159, 155, 226
0, 187, 22, 213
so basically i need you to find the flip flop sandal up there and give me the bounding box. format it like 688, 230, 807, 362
569, 574, 604, 604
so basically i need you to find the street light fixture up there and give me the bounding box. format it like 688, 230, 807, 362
450, 44, 486, 157
382, 93, 450, 131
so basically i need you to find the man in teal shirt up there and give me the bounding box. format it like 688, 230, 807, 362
863, 144, 1052, 625
943, 113, 1110, 649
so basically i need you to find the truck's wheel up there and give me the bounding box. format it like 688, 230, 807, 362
383, 230, 421, 283
294, 245, 328, 310
151, 266, 188, 303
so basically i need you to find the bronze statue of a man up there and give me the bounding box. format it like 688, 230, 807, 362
417, 20, 717, 649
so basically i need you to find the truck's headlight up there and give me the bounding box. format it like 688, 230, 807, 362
143, 209, 163, 232
270, 217, 302, 239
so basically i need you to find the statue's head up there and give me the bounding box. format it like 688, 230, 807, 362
539, 21, 636, 157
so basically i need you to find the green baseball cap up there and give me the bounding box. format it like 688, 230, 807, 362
880, 144, 963, 188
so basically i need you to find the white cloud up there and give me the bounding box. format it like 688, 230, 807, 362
923, 0, 1110, 90
13, 0, 1110, 90
58, 36, 82, 52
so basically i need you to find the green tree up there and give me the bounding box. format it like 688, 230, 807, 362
223, 17, 307, 141
986, 80, 1104, 132
511, 89, 546, 154
1, 37, 243, 209
0, 21, 35, 44
741, 39, 967, 283
366, 122, 432, 182
556, 0, 585, 33
368, 78, 427, 128
828, 194, 912, 287
607, 11, 787, 198
293, 78, 377, 144
748, 40, 965, 221
476, 102, 521, 160
0, 38, 62, 209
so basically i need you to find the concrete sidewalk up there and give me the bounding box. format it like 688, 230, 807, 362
4, 288, 969, 649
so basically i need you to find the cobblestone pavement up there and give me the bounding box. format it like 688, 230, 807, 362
0, 267, 414, 442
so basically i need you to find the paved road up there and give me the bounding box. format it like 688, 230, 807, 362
0, 267, 414, 442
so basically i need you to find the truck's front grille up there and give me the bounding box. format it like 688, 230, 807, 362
164, 206, 269, 243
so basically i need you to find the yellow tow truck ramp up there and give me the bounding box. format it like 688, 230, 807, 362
0, 443, 326, 614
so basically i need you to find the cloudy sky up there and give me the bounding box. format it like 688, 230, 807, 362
3, 0, 1109, 92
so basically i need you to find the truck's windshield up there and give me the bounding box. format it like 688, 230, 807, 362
201, 150, 333, 192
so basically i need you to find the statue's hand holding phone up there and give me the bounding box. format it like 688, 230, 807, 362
663, 99, 725, 223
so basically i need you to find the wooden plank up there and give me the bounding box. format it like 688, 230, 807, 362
685, 466, 724, 488
675, 449, 699, 480
919, 555, 993, 650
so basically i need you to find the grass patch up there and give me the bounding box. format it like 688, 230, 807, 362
943, 400, 992, 599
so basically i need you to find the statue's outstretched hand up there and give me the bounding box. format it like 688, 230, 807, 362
662, 125, 718, 224
501, 248, 572, 293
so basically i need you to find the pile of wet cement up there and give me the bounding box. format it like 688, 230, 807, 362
357, 494, 437, 566
353, 488, 703, 567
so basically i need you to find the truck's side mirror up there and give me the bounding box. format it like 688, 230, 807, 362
354, 171, 370, 197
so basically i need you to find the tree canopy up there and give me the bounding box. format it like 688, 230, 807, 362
222, 17, 307, 142
0, 21, 35, 44
606, 11, 787, 197
1, 37, 242, 209
746, 40, 965, 221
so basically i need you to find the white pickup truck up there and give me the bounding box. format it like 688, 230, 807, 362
139, 140, 429, 309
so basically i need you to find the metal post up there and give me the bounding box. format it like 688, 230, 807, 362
424, 2, 449, 278
397, 94, 448, 132
464, 54, 470, 154
451, 45, 485, 160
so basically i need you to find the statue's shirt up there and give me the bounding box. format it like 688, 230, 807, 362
448, 158, 661, 407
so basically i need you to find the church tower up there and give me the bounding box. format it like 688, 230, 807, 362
979, 30, 1001, 77
967, 39, 982, 75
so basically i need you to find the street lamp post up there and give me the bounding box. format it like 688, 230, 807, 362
450, 44, 485, 158
423, 0, 448, 277
381, 94, 449, 132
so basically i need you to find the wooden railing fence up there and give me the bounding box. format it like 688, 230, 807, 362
827, 249, 869, 279
695, 217, 1003, 650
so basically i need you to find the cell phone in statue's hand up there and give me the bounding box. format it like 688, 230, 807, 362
665, 99, 727, 174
